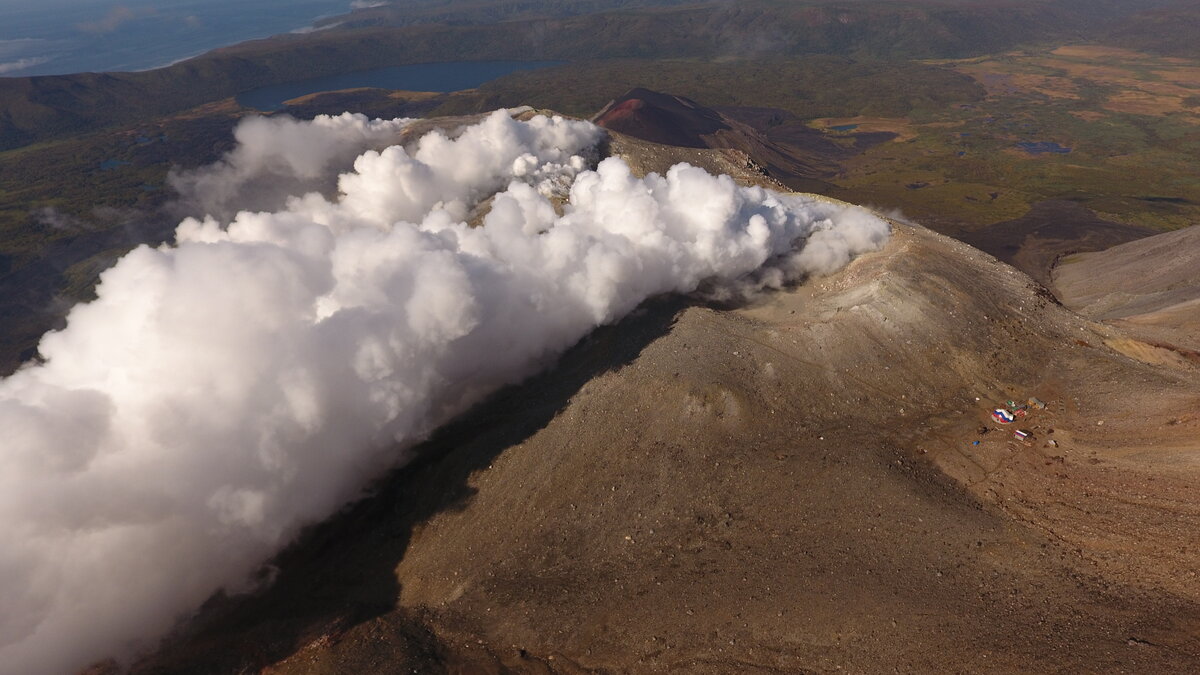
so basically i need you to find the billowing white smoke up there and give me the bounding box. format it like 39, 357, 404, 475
0, 110, 889, 674
168, 112, 413, 221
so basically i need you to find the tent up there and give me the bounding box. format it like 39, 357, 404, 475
992, 409, 1015, 424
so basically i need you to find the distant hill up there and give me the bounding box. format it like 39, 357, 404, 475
594, 88, 730, 148
0, 0, 1168, 152
592, 87, 853, 192
1104, 5, 1200, 59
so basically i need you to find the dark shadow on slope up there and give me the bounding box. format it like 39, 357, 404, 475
961, 199, 1155, 292
129, 295, 692, 674
0, 213, 179, 376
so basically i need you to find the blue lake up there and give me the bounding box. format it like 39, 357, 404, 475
830, 124, 859, 132
0, 0, 356, 76
235, 61, 566, 111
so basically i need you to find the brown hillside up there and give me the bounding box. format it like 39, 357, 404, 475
1054, 224, 1200, 353
131, 151, 1200, 671
594, 88, 846, 193
593, 89, 730, 149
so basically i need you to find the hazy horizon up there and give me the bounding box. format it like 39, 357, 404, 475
0, 0, 365, 76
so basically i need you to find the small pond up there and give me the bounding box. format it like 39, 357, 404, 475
1016, 141, 1072, 155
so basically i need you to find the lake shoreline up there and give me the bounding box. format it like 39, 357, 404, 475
235, 60, 567, 112
0, 0, 360, 77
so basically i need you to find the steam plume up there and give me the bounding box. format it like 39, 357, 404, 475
0, 110, 889, 674
168, 112, 413, 222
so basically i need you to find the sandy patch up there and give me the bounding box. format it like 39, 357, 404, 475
1154, 67, 1200, 84
809, 116, 917, 142
1050, 45, 1157, 61
1104, 90, 1188, 115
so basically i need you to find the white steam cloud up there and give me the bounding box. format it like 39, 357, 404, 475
0, 110, 889, 674
168, 113, 413, 222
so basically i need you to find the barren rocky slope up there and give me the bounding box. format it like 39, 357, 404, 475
130, 138, 1200, 674
592, 88, 849, 194
1054, 224, 1200, 353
